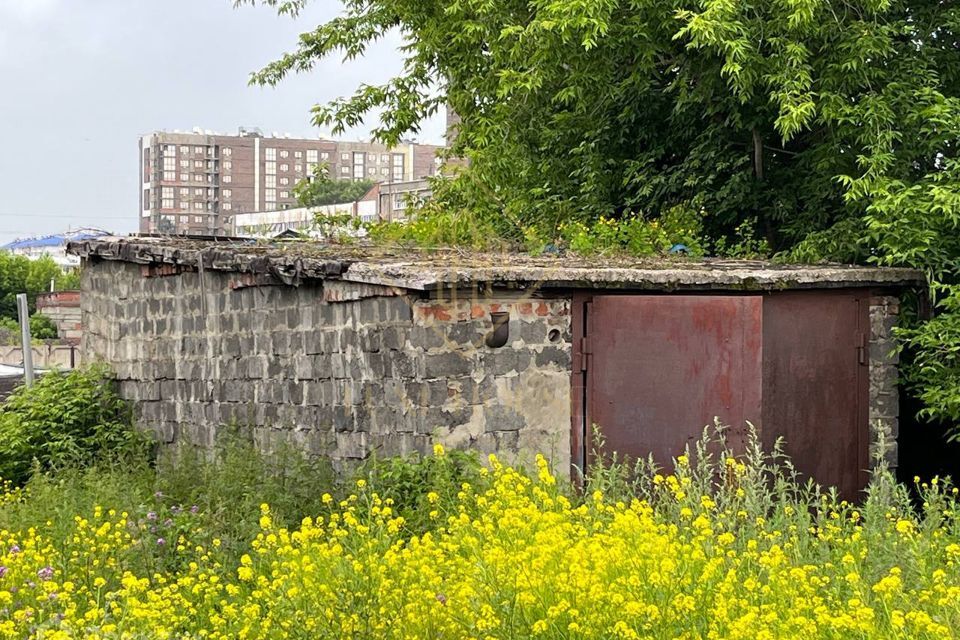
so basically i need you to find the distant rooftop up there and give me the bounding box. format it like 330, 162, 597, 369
2, 229, 110, 252
67, 236, 925, 293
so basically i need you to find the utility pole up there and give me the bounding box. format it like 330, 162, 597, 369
16, 294, 34, 387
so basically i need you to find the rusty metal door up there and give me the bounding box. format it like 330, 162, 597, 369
579, 296, 763, 471
761, 291, 869, 501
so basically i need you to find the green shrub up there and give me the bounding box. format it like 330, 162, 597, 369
152, 428, 336, 558
359, 443, 490, 533
28, 313, 58, 340
0, 364, 149, 485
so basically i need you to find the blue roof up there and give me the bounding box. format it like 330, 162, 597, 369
1, 230, 109, 251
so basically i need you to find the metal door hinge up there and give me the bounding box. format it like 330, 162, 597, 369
580, 336, 590, 372
857, 332, 867, 366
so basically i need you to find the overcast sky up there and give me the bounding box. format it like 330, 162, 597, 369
0, 0, 444, 244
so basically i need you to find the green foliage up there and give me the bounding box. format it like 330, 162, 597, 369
293, 163, 375, 207
152, 428, 335, 559
0, 253, 77, 322
557, 205, 706, 256
0, 364, 149, 485
711, 218, 771, 260
242, 0, 960, 434
28, 313, 58, 340
359, 446, 489, 533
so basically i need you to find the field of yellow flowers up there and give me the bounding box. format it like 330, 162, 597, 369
1, 441, 959, 639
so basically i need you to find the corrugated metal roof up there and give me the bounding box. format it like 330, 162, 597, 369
2, 229, 109, 251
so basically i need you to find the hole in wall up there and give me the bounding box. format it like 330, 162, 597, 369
547, 328, 561, 343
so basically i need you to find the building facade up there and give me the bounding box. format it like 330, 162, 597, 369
139, 128, 444, 236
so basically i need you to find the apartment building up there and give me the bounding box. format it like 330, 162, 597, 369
139, 127, 444, 235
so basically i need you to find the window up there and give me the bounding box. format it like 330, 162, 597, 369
163, 171, 176, 182
180, 146, 189, 154
392, 154, 404, 181
180, 201, 190, 211
194, 146, 204, 154
321, 152, 329, 160
368, 168, 376, 176
180, 173, 189, 182
265, 189, 276, 201
341, 166, 350, 175
223, 203, 232, 211
163, 157, 176, 171
194, 216, 204, 223
380, 167, 388, 176
180, 160, 190, 169
223, 189, 232, 198
265, 161, 276, 175
180, 188, 190, 196
306, 150, 318, 163
179, 216, 187, 224
280, 191, 289, 199
194, 160, 204, 168
280, 150, 289, 158
223, 175, 232, 184
223, 147, 232, 157
223, 161, 232, 171
280, 163, 289, 172
265, 148, 277, 160
294, 163, 303, 174
295, 150, 303, 159
161, 187, 174, 210
381, 154, 389, 164
194, 173, 204, 182
341, 152, 350, 161
266, 175, 276, 188
163, 145, 176, 157
194, 188, 204, 195
394, 193, 409, 211
353, 152, 366, 179
279, 177, 289, 186
194, 202, 204, 211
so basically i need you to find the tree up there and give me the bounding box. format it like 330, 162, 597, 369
242, 0, 960, 431
293, 163, 375, 207
0, 254, 76, 321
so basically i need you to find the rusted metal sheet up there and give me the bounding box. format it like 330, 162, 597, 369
583, 295, 763, 471
761, 291, 868, 501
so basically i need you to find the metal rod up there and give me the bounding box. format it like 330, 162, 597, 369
16, 294, 34, 387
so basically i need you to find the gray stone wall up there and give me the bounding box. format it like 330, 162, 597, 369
81, 260, 572, 469
869, 296, 900, 470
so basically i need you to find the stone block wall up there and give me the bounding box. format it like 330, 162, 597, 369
869, 296, 900, 470
81, 260, 572, 469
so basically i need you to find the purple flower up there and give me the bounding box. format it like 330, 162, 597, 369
146, 511, 157, 521
163, 519, 174, 527
170, 505, 182, 515
154, 491, 164, 499
156, 538, 166, 546
0, 566, 7, 579
9, 545, 19, 555
37, 567, 53, 581
190, 505, 199, 514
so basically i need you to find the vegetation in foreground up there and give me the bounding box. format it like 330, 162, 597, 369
2, 366, 958, 638
0, 433, 959, 639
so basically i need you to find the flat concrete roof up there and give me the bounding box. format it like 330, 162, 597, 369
67, 236, 925, 292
